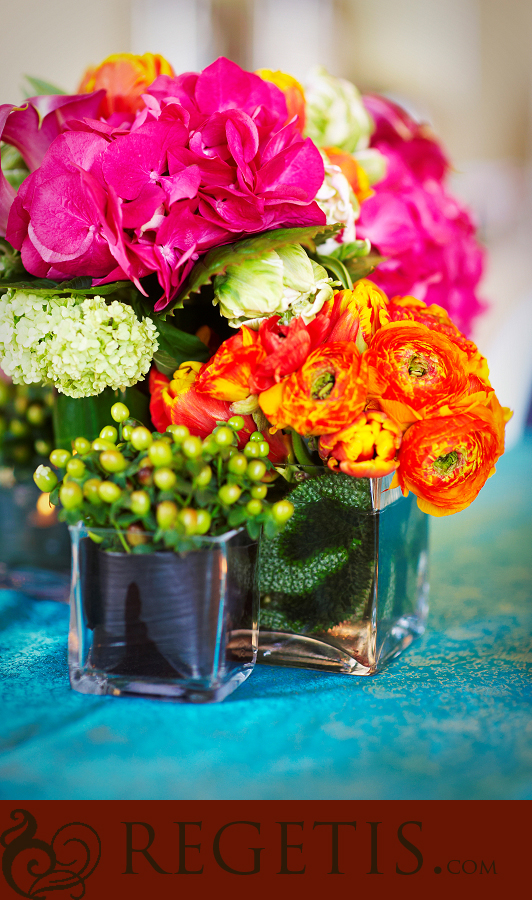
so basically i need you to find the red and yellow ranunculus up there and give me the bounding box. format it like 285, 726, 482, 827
392, 405, 504, 516
194, 325, 266, 402
319, 410, 402, 478
149, 366, 289, 464
259, 341, 367, 436
78, 53, 175, 117
365, 320, 473, 426
327, 280, 390, 350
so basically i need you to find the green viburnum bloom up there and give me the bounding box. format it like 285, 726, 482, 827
213, 244, 336, 328
0, 291, 158, 398
304, 66, 374, 154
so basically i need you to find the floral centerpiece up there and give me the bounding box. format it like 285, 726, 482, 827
0, 53, 510, 693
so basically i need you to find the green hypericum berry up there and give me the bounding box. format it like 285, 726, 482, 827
130, 490, 151, 516
137, 466, 154, 486
73, 436, 91, 455
156, 500, 178, 529
26, 404, 45, 426
218, 483, 241, 505
66, 457, 86, 479
178, 507, 197, 535
214, 425, 234, 446
182, 436, 203, 458
148, 440, 173, 468
126, 524, 148, 546
50, 448, 72, 468
100, 425, 118, 443
9, 419, 29, 437
227, 453, 248, 475
250, 483, 267, 499
243, 442, 261, 458
100, 450, 127, 473
83, 478, 103, 504
257, 441, 270, 457
167, 424, 190, 443
247, 460, 267, 482
195, 509, 212, 534
271, 499, 295, 524
110, 402, 130, 423
227, 415, 245, 431
130, 426, 153, 451
122, 424, 134, 441
246, 499, 263, 516
59, 482, 84, 509
35, 439, 52, 456
13, 396, 28, 415
249, 431, 263, 442
195, 465, 212, 486
98, 481, 122, 504
91, 438, 116, 453
153, 467, 177, 490
33, 465, 58, 493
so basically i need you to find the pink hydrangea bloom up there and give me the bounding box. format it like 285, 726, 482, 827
6, 58, 325, 309
358, 95, 485, 335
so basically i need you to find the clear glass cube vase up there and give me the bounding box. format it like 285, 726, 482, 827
68, 525, 259, 702
257, 471, 429, 675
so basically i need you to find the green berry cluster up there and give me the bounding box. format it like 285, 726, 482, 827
0, 378, 54, 472
33, 404, 294, 553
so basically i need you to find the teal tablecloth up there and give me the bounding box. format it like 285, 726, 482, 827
1, 437, 531, 800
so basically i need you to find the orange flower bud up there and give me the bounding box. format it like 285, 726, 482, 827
256, 69, 306, 131
323, 147, 374, 204
78, 53, 175, 117
392, 405, 504, 516
320, 410, 402, 478
259, 341, 367, 436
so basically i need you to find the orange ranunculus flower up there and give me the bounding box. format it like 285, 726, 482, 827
194, 325, 266, 402
392, 405, 505, 516
323, 147, 374, 204
387, 294, 490, 383
319, 410, 402, 478
78, 53, 175, 118
327, 280, 390, 350
365, 320, 472, 427
259, 341, 367, 436
256, 69, 306, 131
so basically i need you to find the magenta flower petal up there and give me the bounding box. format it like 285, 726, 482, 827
121, 183, 166, 231
0, 105, 17, 235
2, 92, 105, 172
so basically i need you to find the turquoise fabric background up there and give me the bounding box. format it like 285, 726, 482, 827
1, 437, 531, 800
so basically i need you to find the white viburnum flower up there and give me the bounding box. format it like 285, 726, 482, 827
213, 244, 336, 328
0, 290, 158, 398
304, 66, 373, 154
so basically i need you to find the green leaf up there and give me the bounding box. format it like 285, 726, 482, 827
327, 239, 371, 261
344, 252, 385, 283
0, 277, 134, 296
314, 253, 352, 290
22, 75, 66, 97
151, 316, 210, 375
168, 223, 342, 312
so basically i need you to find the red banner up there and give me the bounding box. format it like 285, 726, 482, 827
0, 801, 528, 898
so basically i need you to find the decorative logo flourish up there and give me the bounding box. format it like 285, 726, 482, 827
1, 809, 101, 898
